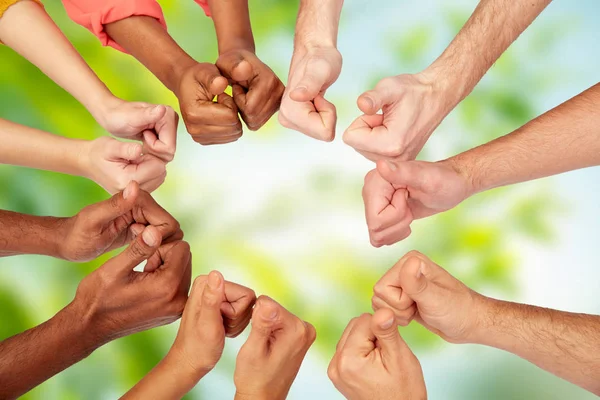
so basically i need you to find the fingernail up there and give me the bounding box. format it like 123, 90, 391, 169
385, 160, 397, 171
363, 97, 374, 110
123, 182, 133, 199
130, 144, 141, 159
294, 86, 307, 93
380, 316, 395, 330
142, 228, 157, 246
208, 271, 222, 290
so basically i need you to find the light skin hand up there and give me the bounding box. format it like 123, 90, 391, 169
234, 296, 316, 400
372, 251, 484, 343
328, 309, 427, 400
343, 72, 450, 161
80, 137, 167, 194
58, 181, 182, 262
0, 231, 191, 400
278, 0, 343, 141
372, 251, 600, 395
362, 159, 472, 247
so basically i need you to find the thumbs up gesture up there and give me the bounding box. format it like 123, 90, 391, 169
328, 309, 427, 400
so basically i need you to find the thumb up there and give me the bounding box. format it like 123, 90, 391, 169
88, 181, 139, 227
106, 225, 162, 276
357, 84, 398, 115
290, 59, 330, 102
107, 139, 143, 162
216, 52, 253, 83
376, 159, 429, 191
198, 270, 226, 326
398, 255, 442, 304
245, 296, 280, 354
132, 104, 167, 128
371, 308, 409, 356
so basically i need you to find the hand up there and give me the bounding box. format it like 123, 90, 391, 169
217, 49, 285, 131
73, 231, 192, 344
328, 310, 427, 400
168, 271, 256, 380
80, 136, 167, 194
234, 296, 316, 400
97, 98, 178, 162
372, 251, 487, 344
279, 45, 342, 141
363, 159, 472, 247
174, 62, 243, 145
343, 72, 452, 161
58, 181, 182, 262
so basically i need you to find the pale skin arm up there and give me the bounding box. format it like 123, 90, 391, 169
476, 300, 600, 395
294, 0, 344, 49
454, 83, 600, 194
0, 0, 119, 123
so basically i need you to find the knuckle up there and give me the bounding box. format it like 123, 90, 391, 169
370, 232, 388, 248
380, 144, 404, 158
128, 242, 148, 259
372, 283, 387, 298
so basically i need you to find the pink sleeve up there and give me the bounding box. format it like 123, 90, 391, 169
193, 0, 211, 17
61, 0, 167, 53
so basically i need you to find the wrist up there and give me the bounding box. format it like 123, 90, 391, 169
445, 153, 479, 198
234, 392, 269, 400
57, 300, 102, 356
464, 295, 502, 346
218, 38, 256, 55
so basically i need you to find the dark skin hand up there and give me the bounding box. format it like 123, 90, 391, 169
0, 181, 181, 261
0, 231, 192, 400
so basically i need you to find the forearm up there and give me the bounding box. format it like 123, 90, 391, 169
0, 119, 87, 177
0, 302, 98, 399
0, 210, 67, 258
473, 298, 600, 395
121, 351, 201, 400
0, 0, 118, 122
453, 83, 600, 194
207, 0, 255, 54
425, 0, 551, 106
294, 0, 344, 49
105, 16, 196, 92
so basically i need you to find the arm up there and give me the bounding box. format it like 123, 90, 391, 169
372, 251, 600, 395
478, 300, 600, 395
278, 0, 344, 141
209, 0, 284, 131
343, 0, 552, 161
457, 83, 600, 193
0, 303, 97, 400
0, 210, 65, 258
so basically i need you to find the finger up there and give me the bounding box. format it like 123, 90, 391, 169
138, 171, 167, 194
132, 190, 181, 242
143, 106, 178, 162
126, 155, 167, 189
106, 140, 143, 162
106, 225, 161, 276
88, 181, 139, 228
161, 241, 192, 279
231, 84, 247, 113
221, 283, 256, 338
369, 215, 412, 247
336, 317, 358, 353
342, 114, 392, 155
217, 52, 253, 82
399, 254, 445, 305
341, 313, 376, 356
357, 83, 399, 115
243, 296, 283, 355
371, 308, 409, 357
376, 159, 433, 192
198, 270, 226, 334
193, 66, 228, 98
290, 58, 331, 102
363, 171, 411, 236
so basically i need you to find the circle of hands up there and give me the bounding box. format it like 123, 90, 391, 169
55, 42, 495, 400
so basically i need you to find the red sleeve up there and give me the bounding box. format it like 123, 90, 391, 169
61, 0, 167, 53
193, 0, 211, 17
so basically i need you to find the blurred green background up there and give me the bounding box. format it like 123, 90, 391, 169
1, 0, 599, 399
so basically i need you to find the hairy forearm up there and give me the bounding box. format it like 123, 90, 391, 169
0, 119, 86, 177
294, 0, 344, 48
0, 0, 117, 122
0, 210, 68, 258
426, 0, 551, 104
208, 0, 255, 54
0, 302, 98, 399
105, 16, 196, 92
121, 352, 201, 400
474, 298, 600, 394
453, 83, 600, 194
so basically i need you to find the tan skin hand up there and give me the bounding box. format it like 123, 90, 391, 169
328, 309, 427, 400
234, 296, 316, 400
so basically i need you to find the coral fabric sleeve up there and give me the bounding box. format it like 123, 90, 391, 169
61, 0, 210, 53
